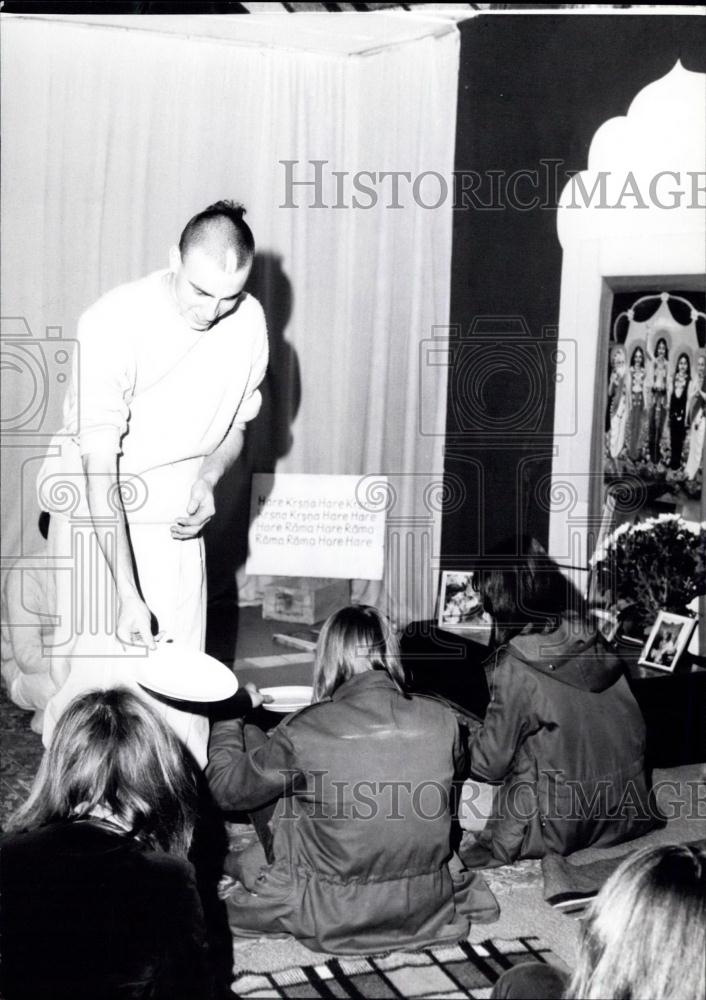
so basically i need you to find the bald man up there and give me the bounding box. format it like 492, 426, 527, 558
36, 202, 268, 764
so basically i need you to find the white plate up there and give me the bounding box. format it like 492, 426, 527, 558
260, 685, 313, 713
136, 642, 238, 703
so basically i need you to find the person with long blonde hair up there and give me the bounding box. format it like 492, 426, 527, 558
1, 688, 212, 1000
207, 604, 498, 954
491, 842, 706, 999
310, 601, 406, 699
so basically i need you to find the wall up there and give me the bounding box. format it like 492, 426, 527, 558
443, 13, 706, 563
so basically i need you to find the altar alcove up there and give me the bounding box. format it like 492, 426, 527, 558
548, 61, 706, 650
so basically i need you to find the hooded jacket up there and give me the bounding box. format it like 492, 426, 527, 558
207, 670, 497, 954
470, 618, 656, 863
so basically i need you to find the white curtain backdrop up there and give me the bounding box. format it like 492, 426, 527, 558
1, 13, 459, 627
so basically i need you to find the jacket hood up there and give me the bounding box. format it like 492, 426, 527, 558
506, 617, 623, 692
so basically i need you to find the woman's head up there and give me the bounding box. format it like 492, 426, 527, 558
675, 352, 691, 379
655, 337, 669, 359
312, 605, 403, 702
474, 535, 586, 644
8, 688, 199, 856
569, 843, 706, 1000
630, 345, 644, 368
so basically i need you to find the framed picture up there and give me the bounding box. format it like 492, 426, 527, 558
592, 608, 620, 645
638, 611, 698, 672
598, 288, 705, 514
437, 571, 490, 636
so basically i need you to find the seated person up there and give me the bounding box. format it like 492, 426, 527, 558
461, 535, 657, 868
1, 515, 57, 733
206, 604, 498, 955
491, 841, 706, 999
400, 599, 493, 720
1, 688, 212, 1000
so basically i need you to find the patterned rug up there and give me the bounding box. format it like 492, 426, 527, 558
231, 936, 559, 999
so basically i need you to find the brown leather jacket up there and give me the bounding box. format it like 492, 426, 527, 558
207, 670, 495, 953
470, 619, 657, 863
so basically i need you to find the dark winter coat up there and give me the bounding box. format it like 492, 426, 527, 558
0, 819, 212, 1000
207, 670, 496, 954
470, 618, 656, 863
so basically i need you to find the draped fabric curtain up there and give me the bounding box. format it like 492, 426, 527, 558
1, 13, 458, 626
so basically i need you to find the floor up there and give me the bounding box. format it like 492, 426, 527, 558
0, 686, 45, 830
209, 604, 316, 687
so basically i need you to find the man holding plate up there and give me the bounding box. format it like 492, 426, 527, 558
36, 202, 268, 766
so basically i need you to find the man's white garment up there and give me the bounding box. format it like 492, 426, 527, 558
36, 271, 268, 766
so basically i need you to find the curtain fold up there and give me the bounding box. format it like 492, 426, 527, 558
1, 14, 458, 627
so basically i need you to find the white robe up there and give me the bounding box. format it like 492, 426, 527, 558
36, 271, 268, 766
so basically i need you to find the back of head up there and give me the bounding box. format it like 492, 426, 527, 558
475, 534, 587, 644
569, 843, 706, 1000
312, 605, 404, 702
8, 688, 198, 856
179, 199, 255, 269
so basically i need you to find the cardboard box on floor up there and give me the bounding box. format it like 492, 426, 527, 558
263, 577, 350, 625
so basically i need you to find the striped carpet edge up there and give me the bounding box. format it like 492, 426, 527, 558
231, 935, 559, 998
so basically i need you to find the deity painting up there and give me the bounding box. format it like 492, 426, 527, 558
602, 290, 705, 524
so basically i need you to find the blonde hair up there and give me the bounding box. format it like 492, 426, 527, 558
8, 688, 199, 857
312, 605, 404, 702
568, 843, 706, 1000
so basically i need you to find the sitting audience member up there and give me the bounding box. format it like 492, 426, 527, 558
399, 619, 492, 721
1, 688, 212, 1000
1, 514, 57, 734
461, 536, 656, 869
491, 841, 706, 999
206, 604, 498, 954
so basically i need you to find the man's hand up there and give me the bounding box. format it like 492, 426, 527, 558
171, 478, 216, 540
244, 682, 274, 709
117, 594, 156, 649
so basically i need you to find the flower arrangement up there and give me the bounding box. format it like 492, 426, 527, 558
591, 514, 706, 624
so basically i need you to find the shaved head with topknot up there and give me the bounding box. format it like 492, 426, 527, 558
179, 201, 255, 273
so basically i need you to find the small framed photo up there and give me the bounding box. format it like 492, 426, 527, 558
438, 571, 488, 633
592, 608, 620, 645
638, 611, 698, 672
